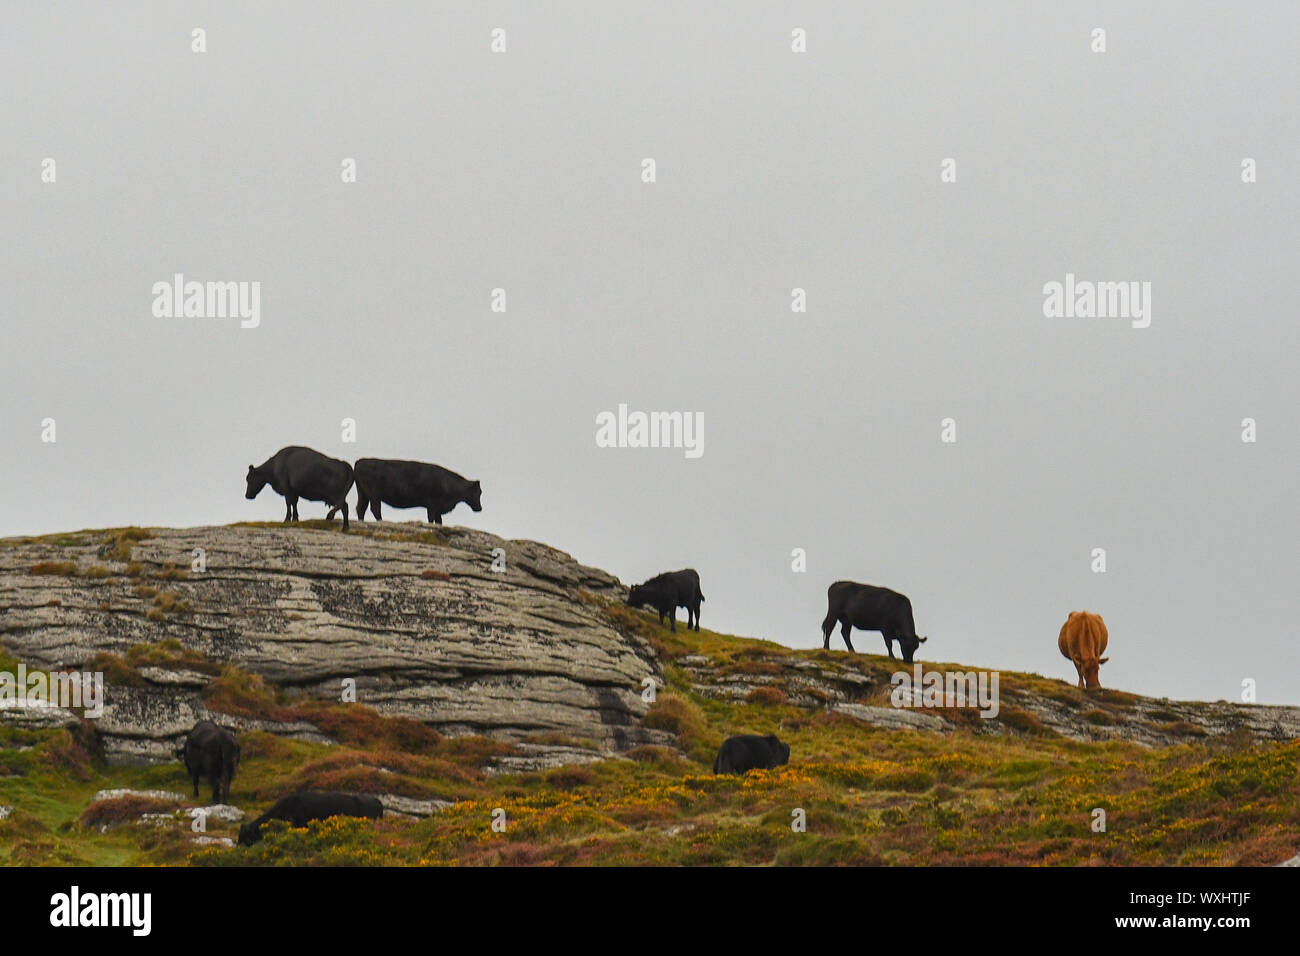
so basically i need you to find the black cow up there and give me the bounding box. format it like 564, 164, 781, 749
627, 568, 705, 632
174, 719, 240, 804
350, 458, 482, 525
246, 446, 354, 531
821, 581, 928, 662
713, 734, 790, 775
237, 791, 384, 846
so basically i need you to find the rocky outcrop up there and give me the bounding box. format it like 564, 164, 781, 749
677, 650, 1300, 747
0, 524, 667, 763
4, 523, 1298, 768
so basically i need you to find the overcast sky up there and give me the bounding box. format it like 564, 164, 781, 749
3, 2, 1297, 704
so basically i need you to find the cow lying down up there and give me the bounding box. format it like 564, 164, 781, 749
238, 791, 384, 845
713, 734, 791, 775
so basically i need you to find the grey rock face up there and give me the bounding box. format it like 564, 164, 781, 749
1, 524, 665, 762
678, 652, 874, 708
378, 794, 455, 817
831, 703, 953, 732
91, 788, 188, 803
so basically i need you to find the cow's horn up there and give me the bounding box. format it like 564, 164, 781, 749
1098, 656, 1109, 664
917, 635, 928, 643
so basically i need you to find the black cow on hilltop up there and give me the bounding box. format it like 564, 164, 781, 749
713, 734, 790, 774
628, 568, 705, 632
246, 446, 354, 531
821, 581, 928, 662
349, 458, 482, 525
175, 719, 239, 804
237, 791, 384, 846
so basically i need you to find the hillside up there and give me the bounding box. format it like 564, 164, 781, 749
1, 523, 1298, 866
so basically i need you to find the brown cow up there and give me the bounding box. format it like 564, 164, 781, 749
1058, 611, 1109, 689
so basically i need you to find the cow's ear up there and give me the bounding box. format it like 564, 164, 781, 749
248, 465, 254, 474
1098, 657, 1109, 665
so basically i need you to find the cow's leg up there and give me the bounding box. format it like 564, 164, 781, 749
840, 620, 856, 652
821, 613, 837, 650
285, 495, 299, 521
883, 633, 896, 658
325, 506, 338, 520
428, 509, 443, 525
370, 499, 381, 521
338, 500, 350, 532
191, 772, 200, 799
693, 602, 701, 632
670, 611, 677, 634
282, 498, 293, 522
356, 494, 369, 521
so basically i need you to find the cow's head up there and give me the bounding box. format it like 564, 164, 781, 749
1075, 654, 1109, 690
465, 480, 483, 513
237, 823, 260, 846
769, 735, 791, 768
900, 633, 928, 664
245, 465, 268, 499
626, 584, 646, 608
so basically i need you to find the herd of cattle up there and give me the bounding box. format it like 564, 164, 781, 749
216, 443, 1113, 841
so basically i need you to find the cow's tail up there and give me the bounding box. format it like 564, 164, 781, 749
698, 589, 705, 603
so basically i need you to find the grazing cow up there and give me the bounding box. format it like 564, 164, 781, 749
1058, 611, 1109, 690
174, 720, 239, 805
245, 446, 354, 531
627, 569, 705, 632
350, 458, 482, 525
713, 734, 791, 775
237, 791, 384, 846
821, 581, 928, 662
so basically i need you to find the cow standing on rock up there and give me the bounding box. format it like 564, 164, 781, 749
351, 458, 482, 525
245, 446, 354, 531
628, 569, 705, 632
821, 581, 928, 662
175, 719, 239, 804
1059, 611, 1109, 689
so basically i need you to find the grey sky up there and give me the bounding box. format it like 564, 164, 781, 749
3, 2, 1297, 703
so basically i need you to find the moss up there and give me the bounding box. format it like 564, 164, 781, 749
29, 561, 79, 576
104, 527, 154, 562
154, 563, 189, 581
745, 686, 789, 706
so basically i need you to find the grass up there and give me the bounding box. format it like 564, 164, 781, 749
1, 586, 1296, 867
29, 561, 79, 577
